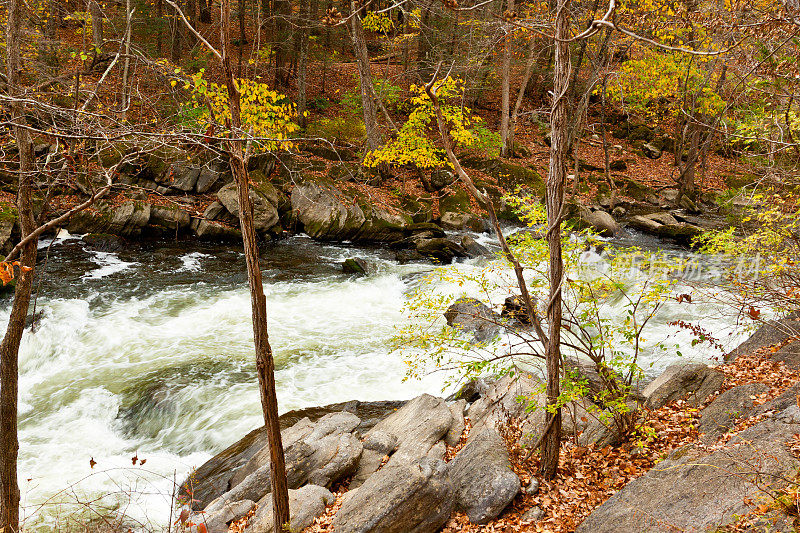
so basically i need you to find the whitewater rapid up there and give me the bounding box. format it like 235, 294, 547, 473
3, 230, 752, 530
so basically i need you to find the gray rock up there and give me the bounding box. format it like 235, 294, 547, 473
524, 478, 540, 495
217, 182, 279, 233
440, 211, 484, 231
332, 457, 455, 533
656, 222, 703, 243
448, 427, 520, 524
575, 412, 800, 532
641, 143, 662, 159
343, 257, 371, 275
643, 362, 725, 409
109, 201, 151, 236
363, 430, 399, 455
169, 163, 201, 192
366, 394, 453, 467
202, 201, 234, 223
291, 182, 366, 241
727, 317, 800, 362
444, 297, 501, 344
149, 206, 192, 231
196, 167, 224, 193
415, 237, 468, 263
772, 339, 800, 370
579, 207, 620, 237
203, 499, 255, 532
467, 372, 547, 442
356, 204, 410, 242
699, 382, 770, 440
0, 217, 14, 254
444, 400, 466, 447
522, 505, 544, 522
461, 235, 492, 258
248, 484, 334, 533
349, 449, 386, 489
193, 219, 241, 240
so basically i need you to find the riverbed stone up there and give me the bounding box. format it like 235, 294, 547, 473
448, 427, 520, 524
108, 201, 151, 236
643, 362, 724, 409
149, 205, 192, 231
192, 219, 241, 240
444, 297, 501, 344
578, 207, 619, 237
217, 182, 279, 233
575, 406, 800, 532
332, 457, 455, 533
444, 400, 466, 446
414, 237, 468, 263
291, 182, 366, 240
169, 163, 201, 192
366, 394, 453, 467
247, 484, 334, 533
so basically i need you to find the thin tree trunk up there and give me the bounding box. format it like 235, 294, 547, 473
90, 0, 103, 52
540, 0, 570, 481
1, 0, 39, 529
296, 0, 312, 129
508, 34, 540, 151
500, 0, 514, 156
121, 0, 133, 119
219, 0, 290, 529
348, 0, 383, 151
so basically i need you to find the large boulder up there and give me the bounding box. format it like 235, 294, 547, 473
578, 207, 620, 237
168, 163, 201, 192
291, 182, 366, 240
444, 297, 501, 344
466, 372, 544, 440
460, 235, 492, 258
149, 205, 192, 231
726, 316, 800, 361
202, 499, 255, 533
217, 182, 280, 233
643, 363, 725, 409
247, 484, 334, 533
627, 212, 702, 244
192, 219, 242, 240
414, 237, 468, 263
576, 405, 800, 532
365, 394, 453, 467
698, 382, 769, 441
772, 339, 800, 370
448, 427, 520, 524
107, 201, 151, 236
332, 457, 455, 533
356, 204, 410, 242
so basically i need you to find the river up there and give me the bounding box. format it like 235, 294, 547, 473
3, 228, 751, 530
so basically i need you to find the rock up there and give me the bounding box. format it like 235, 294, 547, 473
627, 212, 702, 244
403, 222, 446, 239
222, 412, 363, 503
444, 297, 501, 344
448, 427, 520, 524
726, 317, 800, 361
643, 363, 725, 409
291, 182, 366, 241
415, 237, 468, 264
772, 340, 800, 370
0, 216, 14, 254
641, 142, 662, 159
149, 206, 192, 231
655, 222, 703, 243
440, 211, 484, 232
193, 219, 241, 240
349, 449, 386, 489
467, 372, 546, 441
422, 168, 456, 191
578, 418, 624, 447
576, 407, 800, 532
169, 163, 201, 192
247, 485, 334, 533
699, 382, 770, 441
343, 257, 371, 275
364, 430, 399, 455
196, 167, 225, 193
109, 201, 151, 236
679, 194, 699, 213
203, 499, 255, 533
444, 400, 466, 447
446, 378, 492, 403
564, 356, 642, 407
356, 204, 410, 242
611, 206, 626, 219
522, 506, 544, 522
202, 201, 236, 224
524, 478, 540, 495
217, 182, 279, 233
500, 295, 534, 325
460, 235, 492, 258
332, 457, 455, 533
578, 207, 619, 237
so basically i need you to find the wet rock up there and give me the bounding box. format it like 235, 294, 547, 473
699, 382, 770, 441
202, 201, 236, 224
460, 235, 492, 258
440, 211, 485, 232
444, 297, 501, 344
656, 222, 703, 243
332, 457, 455, 533
578, 207, 619, 237
501, 295, 533, 325
290, 182, 366, 241
343, 257, 371, 275
448, 427, 520, 524
108, 201, 151, 236
643, 363, 724, 409
192, 219, 241, 240
217, 182, 279, 233
366, 394, 453, 467
576, 406, 800, 532
415, 237, 468, 264
81, 233, 126, 251
149, 206, 192, 231
247, 485, 334, 533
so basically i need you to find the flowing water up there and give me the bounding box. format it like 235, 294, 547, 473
2, 228, 753, 530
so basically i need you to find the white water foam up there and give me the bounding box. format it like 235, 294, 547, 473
177, 251, 210, 272
83, 251, 135, 280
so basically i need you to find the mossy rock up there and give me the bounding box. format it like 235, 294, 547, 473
0, 202, 18, 223
439, 187, 472, 215
628, 125, 656, 142
399, 195, 434, 223
723, 171, 759, 189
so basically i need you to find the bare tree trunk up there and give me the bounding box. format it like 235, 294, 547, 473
499, 0, 514, 156
296, 0, 313, 129
1, 0, 39, 529
348, 0, 383, 151
121, 0, 133, 119
90, 0, 103, 52
273, 0, 291, 86
540, 0, 570, 481
199, 0, 211, 22
170, 5, 183, 63
219, 0, 291, 529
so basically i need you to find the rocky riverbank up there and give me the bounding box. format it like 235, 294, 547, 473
182, 314, 800, 532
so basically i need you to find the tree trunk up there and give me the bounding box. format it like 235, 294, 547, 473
540, 0, 570, 481
348, 0, 383, 151
90, 0, 103, 52
219, 0, 290, 529
273, 0, 291, 86
296, 0, 313, 128
1, 0, 39, 529
170, 7, 183, 63
121, 0, 133, 118
199, 0, 211, 23
500, 0, 514, 156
